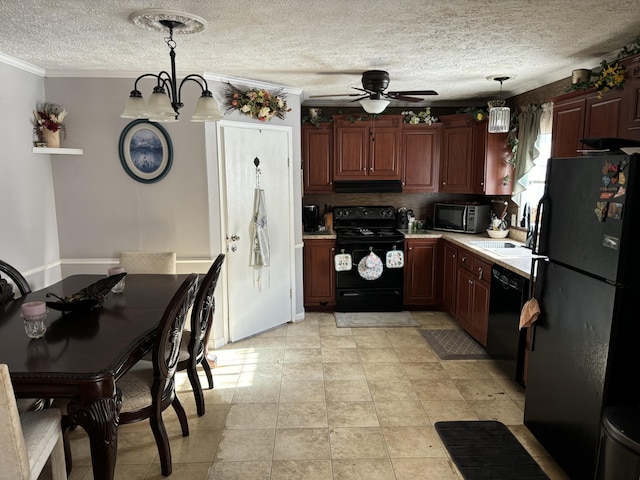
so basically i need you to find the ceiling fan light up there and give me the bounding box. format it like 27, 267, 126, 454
191, 92, 222, 122
488, 106, 510, 133
359, 98, 390, 114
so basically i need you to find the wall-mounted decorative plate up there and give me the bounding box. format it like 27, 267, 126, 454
119, 120, 173, 183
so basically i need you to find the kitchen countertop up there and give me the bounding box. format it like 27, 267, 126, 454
303, 229, 537, 279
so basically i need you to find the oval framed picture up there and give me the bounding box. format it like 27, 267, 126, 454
118, 120, 173, 183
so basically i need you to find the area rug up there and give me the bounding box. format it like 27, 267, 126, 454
334, 311, 419, 328
420, 329, 488, 360
435, 421, 550, 479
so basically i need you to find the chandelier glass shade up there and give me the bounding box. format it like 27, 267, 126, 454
487, 77, 510, 133
121, 17, 221, 123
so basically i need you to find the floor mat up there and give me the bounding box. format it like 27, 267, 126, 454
420, 329, 488, 360
435, 420, 550, 480
334, 311, 419, 328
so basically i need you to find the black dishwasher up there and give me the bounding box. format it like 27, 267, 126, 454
487, 264, 529, 385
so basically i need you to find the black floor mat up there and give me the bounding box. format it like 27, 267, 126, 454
435, 420, 550, 480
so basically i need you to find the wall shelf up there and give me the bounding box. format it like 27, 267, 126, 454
33, 147, 83, 155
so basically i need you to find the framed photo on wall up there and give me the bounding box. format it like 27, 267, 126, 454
118, 120, 173, 183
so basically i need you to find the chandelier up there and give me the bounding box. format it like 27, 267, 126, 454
487, 76, 511, 133
121, 9, 221, 123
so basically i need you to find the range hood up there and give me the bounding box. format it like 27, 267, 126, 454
333, 180, 402, 193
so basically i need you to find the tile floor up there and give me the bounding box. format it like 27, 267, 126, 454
50, 311, 571, 480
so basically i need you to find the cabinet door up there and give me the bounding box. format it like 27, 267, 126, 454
551, 97, 586, 158
622, 57, 640, 140
303, 239, 336, 308
455, 268, 473, 330
470, 277, 490, 346
441, 115, 474, 192
334, 125, 368, 180
401, 125, 441, 192
584, 91, 624, 140
370, 127, 402, 179
302, 124, 333, 193
441, 241, 458, 314
483, 129, 513, 195
403, 239, 438, 306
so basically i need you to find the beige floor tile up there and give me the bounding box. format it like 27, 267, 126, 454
232, 380, 280, 404
411, 378, 465, 401
391, 457, 461, 480
284, 347, 322, 363
383, 426, 447, 458
146, 461, 213, 479
322, 348, 362, 363
201, 383, 236, 404
249, 336, 287, 349
225, 403, 278, 429
454, 378, 510, 401
421, 400, 478, 424
286, 320, 319, 336
273, 428, 331, 460
325, 379, 372, 402
215, 429, 275, 461
440, 360, 495, 379
534, 455, 572, 480
395, 346, 439, 363
270, 460, 333, 479
280, 379, 326, 402
323, 362, 367, 380
358, 348, 400, 363
320, 324, 354, 337
242, 348, 285, 365
207, 460, 271, 480
362, 362, 408, 381
402, 361, 450, 380
329, 427, 388, 459
284, 335, 321, 349
321, 336, 357, 349
508, 424, 553, 457
368, 378, 418, 402
277, 402, 328, 428
282, 362, 324, 381
239, 363, 283, 383
352, 332, 393, 348
178, 403, 230, 431
374, 400, 430, 426
327, 401, 380, 427
467, 398, 525, 425
332, 458, 396, 480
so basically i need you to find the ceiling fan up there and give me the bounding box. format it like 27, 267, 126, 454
310, 70, 438, 113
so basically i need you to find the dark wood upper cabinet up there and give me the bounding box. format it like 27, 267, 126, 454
400, 124, 442, 192
302, 123, 333, 193
440, 114, 474, 193
333, 115, 402, 181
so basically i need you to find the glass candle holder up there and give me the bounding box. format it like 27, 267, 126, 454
21, 301, 48, 338
108, 266, 126, 294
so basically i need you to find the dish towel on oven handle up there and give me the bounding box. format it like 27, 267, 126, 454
358, 252, 383, 281
386, 249, 404, 268
334, 252, 352, 272
251, 188, 270, 289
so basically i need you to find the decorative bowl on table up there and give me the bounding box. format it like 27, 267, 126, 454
487, 229, 509, 239
45, 272, 127, 312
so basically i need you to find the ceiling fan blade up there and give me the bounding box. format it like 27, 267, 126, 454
389, 90, 438, 96
309, 93, 366, 98
385, 93, 426, 102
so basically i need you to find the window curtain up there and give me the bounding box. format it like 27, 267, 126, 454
511, 104, 544, 205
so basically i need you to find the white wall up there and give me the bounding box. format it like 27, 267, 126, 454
0, 61, 62, 291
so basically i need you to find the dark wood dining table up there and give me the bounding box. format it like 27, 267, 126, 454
0, 273, 190, 480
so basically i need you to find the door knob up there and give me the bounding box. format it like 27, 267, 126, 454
230, 234, 240, 241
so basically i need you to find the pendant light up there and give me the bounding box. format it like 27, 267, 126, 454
487, 76, 510, 133
122, 9, 222, 123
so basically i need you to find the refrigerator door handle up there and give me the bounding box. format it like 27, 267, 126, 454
532, 194, 549, 256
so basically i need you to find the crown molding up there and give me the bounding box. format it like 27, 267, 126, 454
0, 52, 45, 76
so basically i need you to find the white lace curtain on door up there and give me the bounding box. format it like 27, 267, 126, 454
250, 157, 270, 289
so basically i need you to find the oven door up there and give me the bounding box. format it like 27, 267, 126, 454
335, 243, 404, 312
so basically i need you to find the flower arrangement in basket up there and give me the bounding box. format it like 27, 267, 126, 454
224, 83, 291, 122
594, 60, 626, 99
401, 108, 438, 124
33, 102, 67, 147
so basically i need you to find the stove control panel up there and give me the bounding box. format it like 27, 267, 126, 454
334, 206, 396, 220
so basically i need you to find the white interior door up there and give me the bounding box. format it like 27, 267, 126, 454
218, 122, 294, 341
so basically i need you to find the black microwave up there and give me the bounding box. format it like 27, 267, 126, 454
433, 203, 491, 233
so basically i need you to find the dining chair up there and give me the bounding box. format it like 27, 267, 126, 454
119, 251, 176, 274
0, 259, 31, 305
116, 272, 198, 477
177, 254, 225, 416
0, 363, 67, 480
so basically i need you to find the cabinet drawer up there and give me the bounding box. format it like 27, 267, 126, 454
458, 248, 474, 273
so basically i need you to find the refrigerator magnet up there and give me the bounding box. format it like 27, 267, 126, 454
602, 235, 619, 250
607, 203, 622, 219
594, 201, 608, 222
614, 186, 626, 198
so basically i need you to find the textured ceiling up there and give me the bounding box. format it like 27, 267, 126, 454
1, 0, 639, 108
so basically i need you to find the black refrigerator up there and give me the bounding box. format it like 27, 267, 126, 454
524, 152, 640, 480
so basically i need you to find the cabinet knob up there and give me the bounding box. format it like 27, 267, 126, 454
478, 267, 483, 280
408, 247, 413, 251
369, 167, 373, 171
331, 248, 335, 252
469, 279, 473, 285
462, 256, 467, 264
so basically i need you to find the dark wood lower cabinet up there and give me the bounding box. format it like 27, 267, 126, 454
440, 241, 458, 315
303, 238, 335, 309
455, 247, 491, 346
403, 238, 439, 306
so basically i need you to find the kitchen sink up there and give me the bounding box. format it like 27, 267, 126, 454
469, 240, 534, 257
